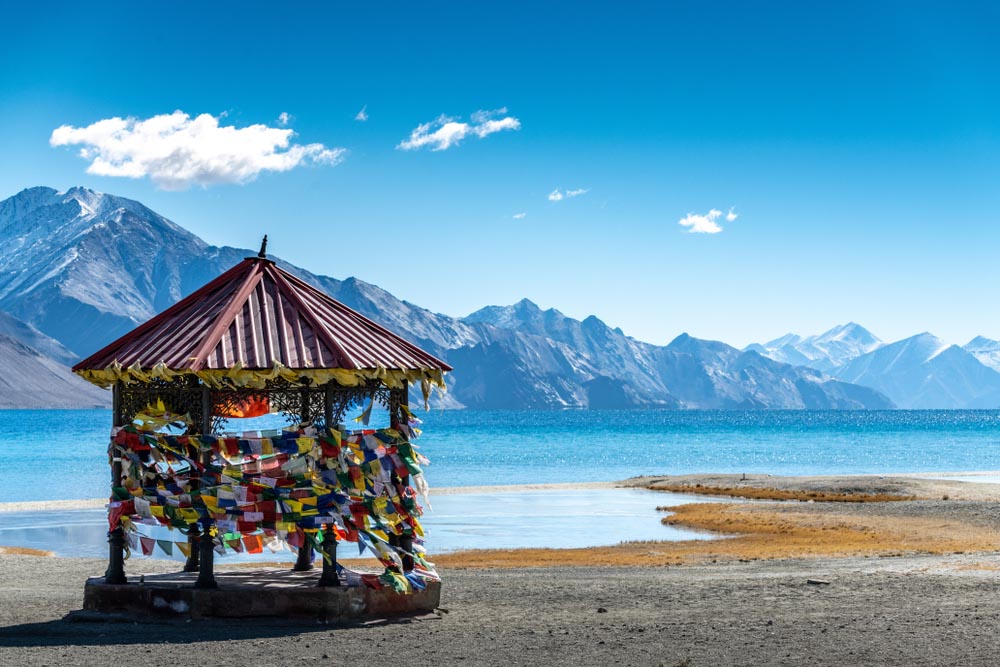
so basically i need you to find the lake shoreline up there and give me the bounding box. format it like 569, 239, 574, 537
8, 473, 1000, 566
8, 470, 1000, 512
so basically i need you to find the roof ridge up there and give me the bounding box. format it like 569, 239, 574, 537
268, 264, 359, 370
188, 260, 265, 371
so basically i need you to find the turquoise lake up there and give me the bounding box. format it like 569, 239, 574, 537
3, 409, 1000, 556
3, 409, 1000, 503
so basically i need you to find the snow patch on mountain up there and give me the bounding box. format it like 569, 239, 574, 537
835, 333, 1000, 408
964, 336, 1000, 373
747, 322, 883, 371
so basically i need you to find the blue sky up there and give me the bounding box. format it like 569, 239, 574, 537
2, 1, 1000, 348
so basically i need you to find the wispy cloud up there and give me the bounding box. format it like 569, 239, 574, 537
678, 207, 739, 234
355, 105, 368, 122
277, 111, 291, 126
512, 212, 527, 219
397, 107, 520, 151
50, 111, 345, 190
548, 187, 589, 202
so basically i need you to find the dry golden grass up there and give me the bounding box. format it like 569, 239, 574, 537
0, 546, 53, 557
649, 484, 917, 503
430, 502, 1000, 569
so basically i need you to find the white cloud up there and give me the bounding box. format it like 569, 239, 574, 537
397, 108, 520, 151
50, 111, 346, 190
548, 187, 589, 202
678, 207, 740, 234
512, 212, 527, 219
277, 112, 291, 126
355, 105, 368, 122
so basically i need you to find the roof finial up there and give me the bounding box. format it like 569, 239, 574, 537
258, 235, 268, 259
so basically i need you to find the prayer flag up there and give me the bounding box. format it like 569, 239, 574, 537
140, 536, 155, 556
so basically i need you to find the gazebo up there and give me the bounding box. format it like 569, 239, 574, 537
73, 239, 452, 617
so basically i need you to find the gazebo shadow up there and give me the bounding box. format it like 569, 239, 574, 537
0, 609, 437, 648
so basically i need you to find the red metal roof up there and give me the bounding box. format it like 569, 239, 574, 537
73, 257, 453, 374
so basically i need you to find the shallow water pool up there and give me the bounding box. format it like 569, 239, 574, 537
0, 488, 726, 561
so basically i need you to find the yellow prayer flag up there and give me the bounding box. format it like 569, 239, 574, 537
178, 508, 200, 524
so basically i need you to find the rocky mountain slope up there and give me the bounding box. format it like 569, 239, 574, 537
464, 302, 892, 409
0, 333, 108, 408
0, 310, 77, 366
0, 186, 901, 410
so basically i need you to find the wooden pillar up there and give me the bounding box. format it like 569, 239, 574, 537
317, 523, 340, 587
194, 518, 217, 589
105, 383, 128, 585
193, 382, 218, 585
184, 384, 212, 573
391, 383, 414, 572
294, 383, 314, 570
323, 382, 334, 432
392, 383, 409, 431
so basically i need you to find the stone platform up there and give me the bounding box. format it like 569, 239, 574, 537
83, 569, 441, 621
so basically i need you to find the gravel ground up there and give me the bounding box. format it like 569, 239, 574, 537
4, 553, 1000, 666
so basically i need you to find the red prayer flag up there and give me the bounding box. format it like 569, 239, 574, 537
140, 536, 155, 556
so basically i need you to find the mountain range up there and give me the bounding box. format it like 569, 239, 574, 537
0, 186, 996, 411
744, 325, 1000, 409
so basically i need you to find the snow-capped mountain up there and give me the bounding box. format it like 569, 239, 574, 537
0, 186, 250, 357
465, 299, 669, 399
655, 334, 891, 409
835, 333, 1000, 409
746, 323, 883, 371
465, 302, 892, 409
0, 185, 905, 410
964, 336, 1000, 373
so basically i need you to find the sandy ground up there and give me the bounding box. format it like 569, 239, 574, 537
5, 553, 1000, 666
624, 472, 1000, 501
7, 474, 1000, 665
